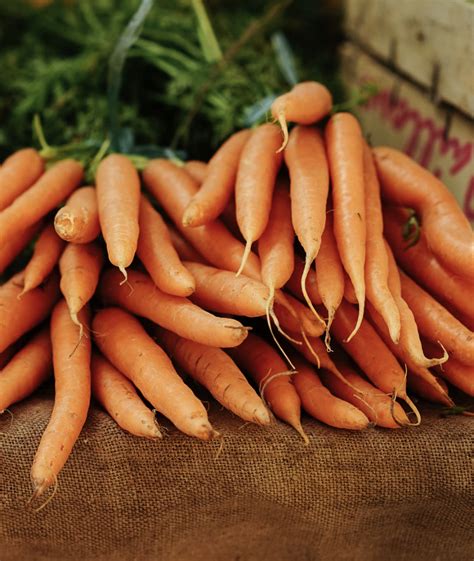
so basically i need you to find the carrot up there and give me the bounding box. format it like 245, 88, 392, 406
292, 354, 370, 430
91, 353, 161, 439
182, 130, 251, 227
362, 142, 400, 344
96, 154, 140, 280
99, 268, 248, 348
59, 242, 103, 337
271, 81, 332, 150
227, 333, 307, 442
138, 196, 195, 297
0, 271, 59, 353
0, 328, 52, 413
93, 307, 218, 440
284, 126, 328, 325
183, 160, 208, 184
274, 293, 325, 339
143, 159, 261, 280
325, 113, 366, 341
30, 302, 91, 498
343, 272, 357, 304
0, 222, 40, 275
54, 186, 100, 244
399, 271, 474, 365
0, 343, 18, 370
315, 213, 345, 349
155, 327, 270, 425
168, 223, 204, 262
21, 224, 65, 295
285, 255, 322, 305
235, 124, 283, 275
407, 372, 455, 406
0, 159, 83, 247
318, 355, 409, 428
373, 146, 474, 281
383, 206, 474, 321
0, 148, 44, 211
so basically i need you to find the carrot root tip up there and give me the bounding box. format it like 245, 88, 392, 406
236, 239, 252, 278
275, 110, 289, 153
118, 266, 128, 285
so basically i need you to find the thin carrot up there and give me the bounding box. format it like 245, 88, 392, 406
0, 222, 40, 276
99, 268, 248, 348
325, 113, 366, 341
0, 328, 52, 413
93, 307, 218, 441
0, 148, 44, 211
0, 159, 83, 247
271, 81, 332, 150
183, 160, 208, 184
274, 293, 325, 339
182, 129, 251, 227
407, 371, 455, 406
54, 186, 100, 244
138, 196, 195, 297
0, 271, 59, 353
285, 255, 322, 305
155, 327, 270, 425
373, 146, 474, 281
235, 124, 283, 275
21, 223, 65, 295
30, 302, 91, 498
91, 353, 161, 439
96, 154, 140, 280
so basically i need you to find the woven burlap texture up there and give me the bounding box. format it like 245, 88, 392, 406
0, 396, 472, 561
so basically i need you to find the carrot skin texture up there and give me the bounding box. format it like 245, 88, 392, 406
0, 148, 44, 211
0, 223, 40, 275
407, 372, 454, 405
168, 224, 204, 262
183, 160, 208, 184
99, 268, 248, 348
54, 186, 100, 244
93, 308, 217, 440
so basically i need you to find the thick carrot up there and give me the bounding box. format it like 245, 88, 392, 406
138, 196, 195, 297
168, 223, 204, 262
285, 255, 322, 305
325, 113, 366, 340
91, 353, 161, 439
284, 126, 328, 324
182, 130, 251, 227
96, 154, 140, 278
399, 271, 474, 365
407, 372, 454, 406
271, 81, 332, 150
0, 148, 44, 211
292, 354, 370, 430
59, 242, 103, 334
0, 343, 18, 370
363, 142, 400, 344
0, 271, 59, 353
183, 160, 208, 184
227, 333, 307, 442
0, 328, 52, 413
93, 307, 217, 440
155, 327, 270, 425
143, 159, 261, 279
373, 146, 474, 281
383, 206, 474, 320
30, 303, 91, 497
0, 159, 83, 247
99, 268, 248, 348
0, 222, 40, 275
54, 186, 100, 244
235, 124, 283, 274
21, 224, 65, 295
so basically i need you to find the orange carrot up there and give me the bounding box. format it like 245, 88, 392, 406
0, 148, 44, 211
155, 327, 270, 425
137, 196, 195, 297
235, 124, 283, 275
271, 81, 332, 150
0, 159, 83, 246
0, 328, 52, 413
91, 353, 161, 439
93, 307, 218, 440
274, 293, 325, 339
143, 158, 261, 279
285, 255, 322, 305
0, 343, 18, 370
182, 130, 251, 227
373, 146, 474, 281
0, 271, 59, 353
0, 222, 40, 275
407, 371, 454, 406
96, 154, 140, 279
30, 302, 91, 498
21, 224, 65, 295
325, 113, 366, 341
168, 223, 205, 262
343, 272, 358, 304
54, 186, 100, 244
99, 268, 248, 348
183, 160, 208, 184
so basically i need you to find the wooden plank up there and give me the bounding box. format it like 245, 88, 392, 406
340, 42, 474, 221
343, 0, 474, 116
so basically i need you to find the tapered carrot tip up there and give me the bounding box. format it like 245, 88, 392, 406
197, 425, 221, 441
253, 407, 272, 426
423, 342, 449, 368
236, 239, 252, 277
275, 110, 289, 153
118, 266, 128, 285
182, 204, 199, 228
293, 420, 310, 445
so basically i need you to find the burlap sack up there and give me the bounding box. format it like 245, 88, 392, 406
0, 395, 472, 561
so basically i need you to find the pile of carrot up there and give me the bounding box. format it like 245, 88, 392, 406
0, 81, 472, 506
